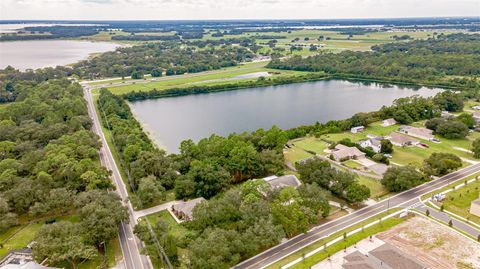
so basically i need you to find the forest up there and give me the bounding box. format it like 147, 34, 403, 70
267, 33, 480, 88
0, 78, 127, 267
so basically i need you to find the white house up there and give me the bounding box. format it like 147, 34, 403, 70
358, 136, 382, 153
351, 126, 365, 134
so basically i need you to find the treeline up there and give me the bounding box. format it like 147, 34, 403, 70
122, 72, 330, 101
0, 78, 127, 267
267, 33, 480, 88
73, 42, 254, 78
111, 34, 181, 41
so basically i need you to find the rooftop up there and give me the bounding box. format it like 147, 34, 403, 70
472, 198, 480, 205
388, 132, 418, 145
369, 243, 426, 269
173, 197, 206, 219
263, 174, 302, 189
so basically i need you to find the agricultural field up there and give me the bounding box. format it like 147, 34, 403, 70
101, 61, 307, 95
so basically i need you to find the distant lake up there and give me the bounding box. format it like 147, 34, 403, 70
0, 40, 120, 70
130, 80, 443, 152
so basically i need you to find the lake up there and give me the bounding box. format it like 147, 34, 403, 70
0, 40, 120, 70
130, 80, 443, 152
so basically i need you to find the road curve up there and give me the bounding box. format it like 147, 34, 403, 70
82, 84, 152, 269
235, 163, 480, 269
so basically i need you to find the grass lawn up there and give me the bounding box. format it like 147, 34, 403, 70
343, 159, 362, 169
141, 210, 193, 269
357, 175, 389, 199
284, 146, 314, 165
265, 208, 403, 269
441, 179, 480, 225
291, 137, 329, 155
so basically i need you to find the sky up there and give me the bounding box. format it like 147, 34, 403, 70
0, 0, 479, 20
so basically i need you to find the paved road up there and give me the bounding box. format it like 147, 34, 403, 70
235, 163, 480, 269
83, 84, 152, 269
414, 202, 480, 239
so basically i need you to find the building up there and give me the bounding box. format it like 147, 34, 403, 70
0, 249, 57, 269
262, 175, 302, 189
470, 198, 480, 217
342, 243, 427, 269
473, 111, 480, 125
472, 105, 480, 110
382, 118, 397, 127
351, 126, 365, 133
331, 144, 366, 161
171, 197, 206, 222
398, 125, 435, 141
358, 136, 382, 153
387, 132, 419, 147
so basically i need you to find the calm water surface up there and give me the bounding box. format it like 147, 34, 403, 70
130, 80, 442, 152
0, 40, 120, 70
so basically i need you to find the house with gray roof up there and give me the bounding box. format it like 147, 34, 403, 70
470, 198, 480, 217
171, 197, 206, 222
359, 136, 382, 153
342, 243, 427, 269
263, 175, 302, 189
331, 144, 366, 161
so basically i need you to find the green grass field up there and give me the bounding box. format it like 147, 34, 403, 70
441, 179, 480, 225
265, 208, 403, 269
102, 61, 307, 95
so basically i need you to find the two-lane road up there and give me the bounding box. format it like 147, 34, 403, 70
83, 84, 152, 269
235, 162, 480, 269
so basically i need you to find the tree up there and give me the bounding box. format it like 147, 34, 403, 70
137, 175, 166, 205
33, 222, 96, 269
457, 113, 476, 129
433, 91, 464, 112
131, 71, 144, 79
381, 166, 425, 192
435, 120, 469, 139
344, 183, 371, 203
0, 197, 17, 231
134, 218, 178, 265
76, 191, 128, 248
187, 160, 230, 199
150, 68, 163, 77
380, 139, 393, 154
271, 187, 309, 237
423, 153, 462, 176
226, 143, 260, 182
166, 68, 175, 76
297, 183, 330, 217
472, 138, 480, 158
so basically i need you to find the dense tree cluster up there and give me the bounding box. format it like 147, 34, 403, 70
296, 158, 370, 203
381, 166, 426, 192
0, 77, 127, 267
423, 152, 462, 176
74, 42, 255, 78
425, 117, 469, 139
267, 33, 480, 88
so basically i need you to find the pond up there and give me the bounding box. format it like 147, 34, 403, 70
129, 80, 443, 152
0, 40, 120, 70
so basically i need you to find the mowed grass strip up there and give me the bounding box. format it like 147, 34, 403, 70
264, 208, 403, 269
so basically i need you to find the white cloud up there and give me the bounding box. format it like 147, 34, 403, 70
0, 0, 479, 20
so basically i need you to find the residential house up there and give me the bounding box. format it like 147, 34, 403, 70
358, 136, 382, 153
473, 111, 480, 125
263, 175, 302, 189
0, 249, 57, 269
381, 118, 397, 127
441, 111, 454, 119
472, 105, 480, 110
2, 262, 57, 269
331, 144, 366, 161
398, 125, 435, 141
342, 243, 426, 269
387, 132, 419, 147
171, 197, 206, 222
470, 198, 480, 217
350, 126, 365, 133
